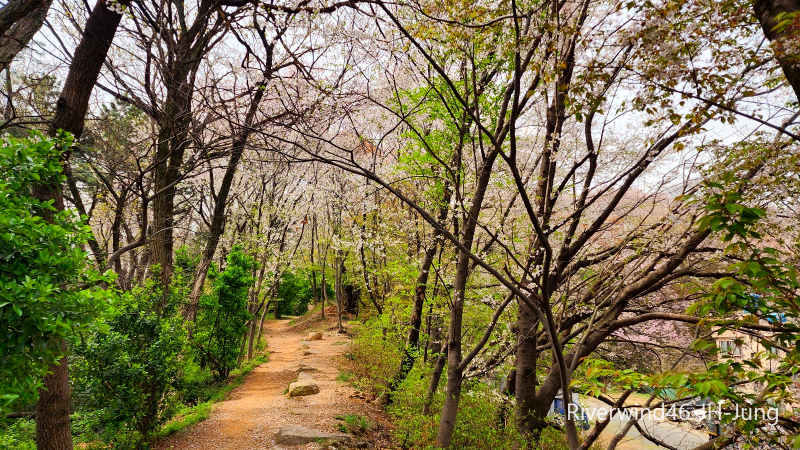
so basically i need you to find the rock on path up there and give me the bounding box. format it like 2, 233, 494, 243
275, 425, 351, 445
288, 379, 320, 397
307, 332, 323, 341
155, 319, 386, 450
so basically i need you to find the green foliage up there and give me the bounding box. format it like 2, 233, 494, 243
193, 245, 256, 379
176, 357, 215, 406
276, 270, 318, 316
346, 308, 575, 449
175, 245, 200, 275
71, 278, 185, 448
665, 179, 800, 447
697, 176, 766, 242
573, 359, 650, 399
336, 371, 354, 382
388, 367, 537, 450
0, 131, 113, 414
345, 316, 403, 396
335, 414, 370, 434
0, 418, 35, 450
157, 401, 213, 438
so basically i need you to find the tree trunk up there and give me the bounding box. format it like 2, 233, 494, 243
151, 99, 190, 290
110, 185, 129, 276
422, 344, 447, 416
245, 260, 268, 361
310, 215, 318, 305
389, 186, 450, 399
0, 0, 47, 38
358, 238, 382, 314
344, 284, 358, 314
255, 299, 270, 346
48, 0, 128, 138
34, 1, 129, 447
334, 252, 343, 331
435, 149, 498, 448
515, 299, 540, 433
0, 0, 52, 75
34, 343, 72, 450
753, 0, 800, 101
30, 187, 72, 450
320, 245, 328, 319
235, 330, 247, 367
423, 303, 434, 364
246, 316, 258, 360
436, 266, 466, 448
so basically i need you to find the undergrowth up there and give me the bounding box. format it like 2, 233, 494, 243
336, 414, 371, 434
346, 316, 578, 450
0, 350, 269, 450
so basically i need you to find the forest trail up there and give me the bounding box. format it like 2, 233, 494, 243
156, 317, 391, 450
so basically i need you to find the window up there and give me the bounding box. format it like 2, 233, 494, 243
718, 340, 742, 356
767, 344, 780, 355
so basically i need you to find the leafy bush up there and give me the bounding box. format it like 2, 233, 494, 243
192, 246, 256, 379
175, 245, 199, 275
71, 278, 185, 448
388, 369, 570, 450
0, 131, 113, 414
389, 370, 503, 449
345, 316, 403, 396
347, 316, 573, 450
335, 413, 371, 434
0, 418, 35, 450
276, 270, 321, 316
177, 357, 214, 406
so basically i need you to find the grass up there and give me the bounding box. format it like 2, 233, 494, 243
336, 370, 354, 382
159, 401, 214, 437
158, 351, 269, 438
335, 413, 371, 434
331, 340, 349, 346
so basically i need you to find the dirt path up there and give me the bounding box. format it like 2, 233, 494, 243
157, 318, 390, 450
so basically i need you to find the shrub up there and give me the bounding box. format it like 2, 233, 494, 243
276, 270, 318, 316
345, 316, 403, 396
335, 414, 371, 434
177, 357, 214, 406
70, 279, 185, 448
388, 370, 570, 450
0, 418, 35, 450
0, 131, 113, 414
192, 246, 256, 379
348, 315, 573, 450
174, 245, 199, 275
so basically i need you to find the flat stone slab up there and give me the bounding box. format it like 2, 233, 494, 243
307, 332, 323, 341
298, 371, 313, 379
288, 379, 319, 397
303, 350, 319, 356
275, 425, 351, 445
299, 363, 317, 372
